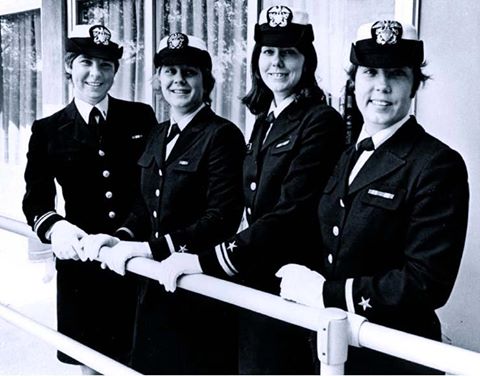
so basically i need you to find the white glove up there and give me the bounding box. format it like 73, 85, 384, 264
99, 241, 152, 276
156, 253, 203, 293
50, 220, 87, 260
79, 234, 120, 262
275, 264, 326, 309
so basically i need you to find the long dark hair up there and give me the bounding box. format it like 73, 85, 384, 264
242, 42, 325, 115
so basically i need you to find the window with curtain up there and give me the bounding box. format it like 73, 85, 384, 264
155, 0, 248, 130
0, 9, 41, 164
75, 0, 147, 102
0, 9, 41, 219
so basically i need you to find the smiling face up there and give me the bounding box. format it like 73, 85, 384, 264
67, 54, 116, 105
159, 65, 204, 116
354, 66, 414, 132
258, 46, 305, 103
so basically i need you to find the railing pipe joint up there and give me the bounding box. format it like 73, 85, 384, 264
346, 312, 368, 348
317, 308, 348, 375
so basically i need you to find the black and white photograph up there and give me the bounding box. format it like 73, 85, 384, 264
0, 0, 479, 374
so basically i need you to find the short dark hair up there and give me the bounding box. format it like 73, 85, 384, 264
152, 65, 216, 106
242, 42, 325, 115
200, 67, 215, 105
346, 63, 430, 98
64, 51, 120, 80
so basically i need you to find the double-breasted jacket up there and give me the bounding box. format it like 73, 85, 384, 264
120, 106, 245, 374
318, 117, 469, 373
22, 96, 157, 363
196, 96, 345, 374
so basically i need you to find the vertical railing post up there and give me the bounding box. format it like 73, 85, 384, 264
317, 308, 349, 375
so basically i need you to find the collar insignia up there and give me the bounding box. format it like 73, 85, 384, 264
167, 32, 188, 49
371, 20, 403, 45
89, 25, 111, 45
267, 5, 293, 27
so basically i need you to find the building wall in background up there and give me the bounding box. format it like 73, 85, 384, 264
416, 0, 480, 352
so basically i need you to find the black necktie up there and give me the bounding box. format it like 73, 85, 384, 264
348, 137, 375, 174
341, 137, 375, 194
259, 112, 275, 145
88, 107, 103, 126
166, 123, 180, 144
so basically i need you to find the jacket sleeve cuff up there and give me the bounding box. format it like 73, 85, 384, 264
34, 211, 64, 243
198, 243, 238, 278
148, 236, 172, 262
323, 279, 347, 311
115, 227, 135, 240
345, 278, 355, 313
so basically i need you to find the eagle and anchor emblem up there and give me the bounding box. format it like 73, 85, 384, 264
371, 20, 403, 45
266, 5, 293, 27
167, 33, 189, 49
89, 25, 111, 45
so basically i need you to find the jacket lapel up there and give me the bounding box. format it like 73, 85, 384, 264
165, 107, 211, 164
348, 117, 423, 195
58, 101, 98, 147
261, 101, 301, 152
150, 122, 168, 166
337, 145, 357, 198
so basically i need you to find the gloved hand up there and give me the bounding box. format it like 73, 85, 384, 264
49, 220, 87, 260
99, 241, 152, 276
79, 234, 120, 262
275, 264, 326, 309
156, 253, 203, 293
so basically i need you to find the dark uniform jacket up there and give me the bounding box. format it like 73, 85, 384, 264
198, 97, 345, 375
22, 96, 157, 363
120, 106, 245, 374
200, 97, 345, 291
318, 117, 469, 374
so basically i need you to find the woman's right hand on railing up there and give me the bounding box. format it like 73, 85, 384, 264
99, 241, 152, 276
79, 234, 120, 262
156, 253, 203, 292
49, 220, 87, 260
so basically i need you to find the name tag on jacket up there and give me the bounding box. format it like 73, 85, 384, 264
275, 139, 291, 148
368, 189, 395, 200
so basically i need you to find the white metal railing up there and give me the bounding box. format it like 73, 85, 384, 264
1, 214, 480, 375
0, 302, 140, 375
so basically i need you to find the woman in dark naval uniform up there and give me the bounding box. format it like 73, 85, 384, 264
81, 33, 245, 374
155, 5, 345, 374
277, 20, 469, 374
22, 25, 157, 373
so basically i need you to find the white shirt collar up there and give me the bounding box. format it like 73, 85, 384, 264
170, 103, 206, 131
356, 114, 411, 150
74, 95, 109, 124
268, 95, 295, 119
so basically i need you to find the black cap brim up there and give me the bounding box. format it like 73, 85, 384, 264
350, 39, 424, 68
66, 39, 123, 60
154, 47, 212, 70
254, 23, 314, 47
